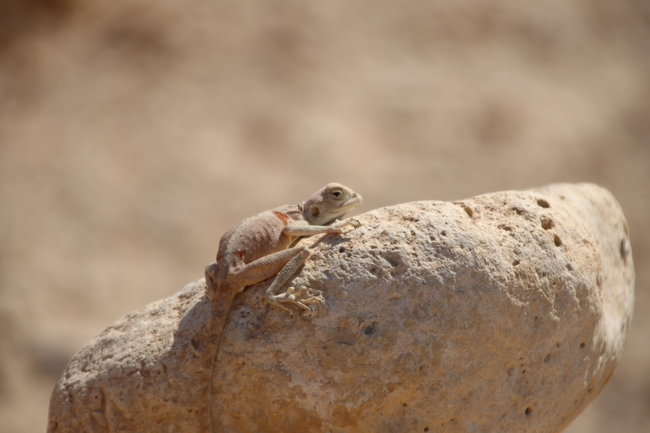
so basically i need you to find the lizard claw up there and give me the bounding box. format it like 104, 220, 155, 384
268, 285, 326, 313
294, 286, 325, 305
330, 218, 361, 233
346, 218, 361, 229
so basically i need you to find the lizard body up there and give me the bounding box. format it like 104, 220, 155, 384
205, 182, 362, 326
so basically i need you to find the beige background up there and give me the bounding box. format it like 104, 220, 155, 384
1, 0, 648, 432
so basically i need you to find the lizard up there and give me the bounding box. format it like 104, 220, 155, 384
204, 182, 363, 333
203, 183, 362, 430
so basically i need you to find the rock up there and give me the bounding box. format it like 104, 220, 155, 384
47, 183, 634, 433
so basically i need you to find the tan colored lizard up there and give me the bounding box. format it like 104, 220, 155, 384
204, 182, 362, 325
203, 183, 361, 430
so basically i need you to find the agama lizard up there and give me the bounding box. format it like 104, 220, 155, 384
204, 182, 362, 330
203, 183, 361, 429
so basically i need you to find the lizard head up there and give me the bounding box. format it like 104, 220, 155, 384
303, 183, 363, 225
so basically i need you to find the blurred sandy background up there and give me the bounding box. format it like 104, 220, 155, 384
0, 0, 649, 431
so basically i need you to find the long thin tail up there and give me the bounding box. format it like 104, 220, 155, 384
204, 267, 236, 432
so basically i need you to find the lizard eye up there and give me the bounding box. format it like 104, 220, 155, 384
331, 188, 343, 199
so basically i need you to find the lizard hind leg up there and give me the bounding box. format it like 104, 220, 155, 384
204, 262, 219, 301
265, 247, 325, 313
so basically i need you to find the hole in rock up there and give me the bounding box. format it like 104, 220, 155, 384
580, 342, 586, 348
554, 235, 562, 247
541, 218, 554, 230
536, 199, 550, 208
525, 407, 533, 416
463, 206, 473, 217
620, 238, 629, 260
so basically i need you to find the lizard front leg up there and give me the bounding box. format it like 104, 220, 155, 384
282, 217, 361, 236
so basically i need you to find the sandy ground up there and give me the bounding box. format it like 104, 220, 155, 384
0, 0, 649, 431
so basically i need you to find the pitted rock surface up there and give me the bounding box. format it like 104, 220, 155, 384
48, 183, 634, 433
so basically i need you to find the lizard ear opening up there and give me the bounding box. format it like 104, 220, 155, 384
310, 207, 321, 218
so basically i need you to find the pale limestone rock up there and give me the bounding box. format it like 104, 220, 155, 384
48, 183, 634, 433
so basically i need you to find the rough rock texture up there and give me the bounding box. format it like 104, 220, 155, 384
47, 183, 634, 433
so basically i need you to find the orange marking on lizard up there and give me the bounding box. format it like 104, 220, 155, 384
272, 210, 290, 226
234, 250, 245, 260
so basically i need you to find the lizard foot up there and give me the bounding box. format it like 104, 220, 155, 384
345, 217, 362, 229
330, 217, 361, 232
268, 285, 326, 314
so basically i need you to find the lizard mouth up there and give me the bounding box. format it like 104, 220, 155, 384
334, 193, 363, 214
